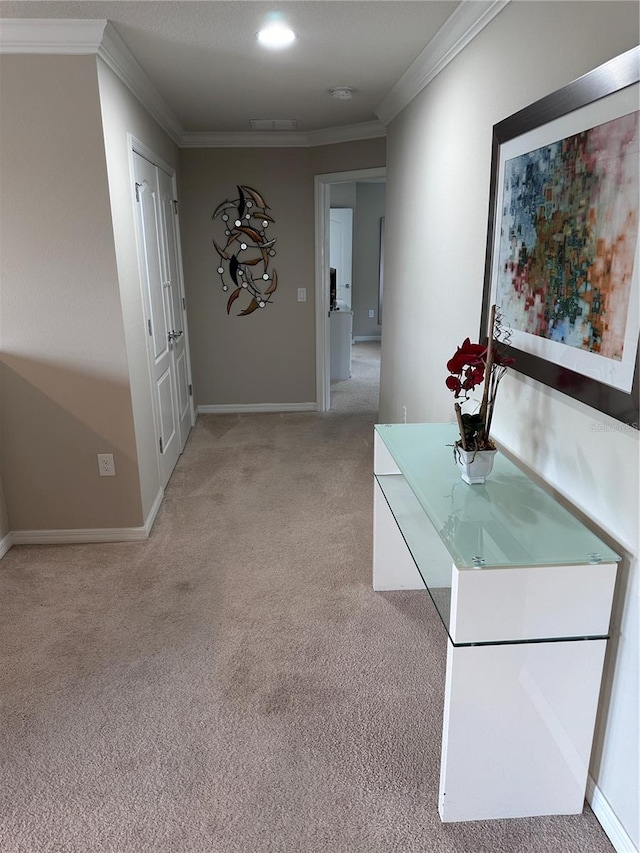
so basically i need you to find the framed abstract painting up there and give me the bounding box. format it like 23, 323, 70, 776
481, 47, 639, 429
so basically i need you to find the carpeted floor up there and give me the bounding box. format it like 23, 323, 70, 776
330, 341, 380, 413
0, 411, 614, 852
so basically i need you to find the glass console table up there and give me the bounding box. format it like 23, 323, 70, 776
373, 423, 620, 822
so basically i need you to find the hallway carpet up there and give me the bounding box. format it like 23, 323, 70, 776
0, 412, 613, 852
330, 341, 380, 414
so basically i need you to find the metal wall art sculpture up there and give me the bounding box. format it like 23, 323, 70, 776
212, 186, 277, 316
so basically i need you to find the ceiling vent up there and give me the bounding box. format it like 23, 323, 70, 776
250, 119, 298, 131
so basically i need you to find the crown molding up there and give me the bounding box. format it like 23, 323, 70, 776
1, 8, 500, 147
0, 18, 184, 144
181, 130, 309, 148
179, 121, 387, 148
0, 18, 107, 53
181, 120, 386, 149
376, 0, 510, 126
98, 22, 183, 145
306, 120, 386, 147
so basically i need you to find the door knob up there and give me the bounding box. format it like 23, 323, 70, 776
168, 330, 183, 342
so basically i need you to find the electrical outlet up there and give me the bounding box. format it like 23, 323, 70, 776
97, 453, 115, 476
368, 309, 375, 318
297, 288, 306, 302
402, 406, 407, 423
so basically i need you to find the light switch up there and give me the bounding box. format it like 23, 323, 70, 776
368, 309, 375, 318
297, 288, 307, 302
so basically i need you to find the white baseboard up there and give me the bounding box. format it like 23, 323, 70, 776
198, 402, 317, 414
144, 488, 164, 536
587, 775, 638, 853
0, 531, 14, 559
353, 336, 381, 342
12, 526, 150, 545
1, 494, 164, 553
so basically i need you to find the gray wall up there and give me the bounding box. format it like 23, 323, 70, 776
0, 55, 142, 530
330, 180, 386, 339
0, 53, 180, 533
380, 1, 639, 843
352, 182, 385, 339
330, 181, 356, 209
178, 139, 385, 407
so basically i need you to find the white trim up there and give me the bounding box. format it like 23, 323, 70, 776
0, 531, 14, 559
1, 494, 163, 552
307, 121, 386, 147
376, 0, 510, 125
144, 489, 164, 536
181, 131, 308, 149
168, 170, 197, 432
129, 133, 176, 179
353, 336, 382, 343
198, 403, 317, 415
180, 121, 386, 149
0, 9, 508, 147
98, 23, 183, 145
587, 775, 638, 853
314, 167, 386, 412
0, 18, 107, 53
12, 527, 150, 545
315, 176, 331, 414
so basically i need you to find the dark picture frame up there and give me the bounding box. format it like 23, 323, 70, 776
480, 47, 640, 429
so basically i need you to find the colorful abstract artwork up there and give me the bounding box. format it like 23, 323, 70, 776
496, 111, 639, 362
212, 185, 277, 316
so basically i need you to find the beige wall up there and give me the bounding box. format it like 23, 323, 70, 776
179, 139, 385, 407
309, 138, 385, 177
96, 58, 181, 519
0, 55, 142, 530
380, 1, 639, 843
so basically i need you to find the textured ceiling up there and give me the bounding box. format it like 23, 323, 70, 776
0, 1, 461, 132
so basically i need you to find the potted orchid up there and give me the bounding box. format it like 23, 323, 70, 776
445, 305, 514, 483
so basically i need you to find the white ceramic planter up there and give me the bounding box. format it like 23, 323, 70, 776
455, 445, 497, 485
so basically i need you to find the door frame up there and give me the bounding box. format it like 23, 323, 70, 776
314, 167, 386, 412
128, 135, 196, 478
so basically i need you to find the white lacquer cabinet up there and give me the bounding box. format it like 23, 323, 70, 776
373, 423, 619, 823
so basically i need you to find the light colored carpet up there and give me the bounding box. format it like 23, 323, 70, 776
0, 411, 613, 852
330, 341, 380, 413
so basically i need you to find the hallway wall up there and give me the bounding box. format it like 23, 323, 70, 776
0, 54, 142, 531
380, 2, 639, 845
178, 139, 385, 408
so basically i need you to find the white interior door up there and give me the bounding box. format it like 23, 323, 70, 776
133, 151, 180, 488
330, 208, 353, 309
158, 167, 192, 451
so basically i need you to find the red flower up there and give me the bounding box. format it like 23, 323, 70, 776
461, 365, 484, 390
446, 338, 487, 374
445, 307, 515, 449
446, 338, 487, 398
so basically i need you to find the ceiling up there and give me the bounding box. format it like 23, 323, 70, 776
0, 1, 464, 137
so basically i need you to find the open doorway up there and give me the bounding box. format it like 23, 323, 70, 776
314, 167, 386, 412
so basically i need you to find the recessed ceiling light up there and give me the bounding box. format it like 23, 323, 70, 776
257, 22, 296, 48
